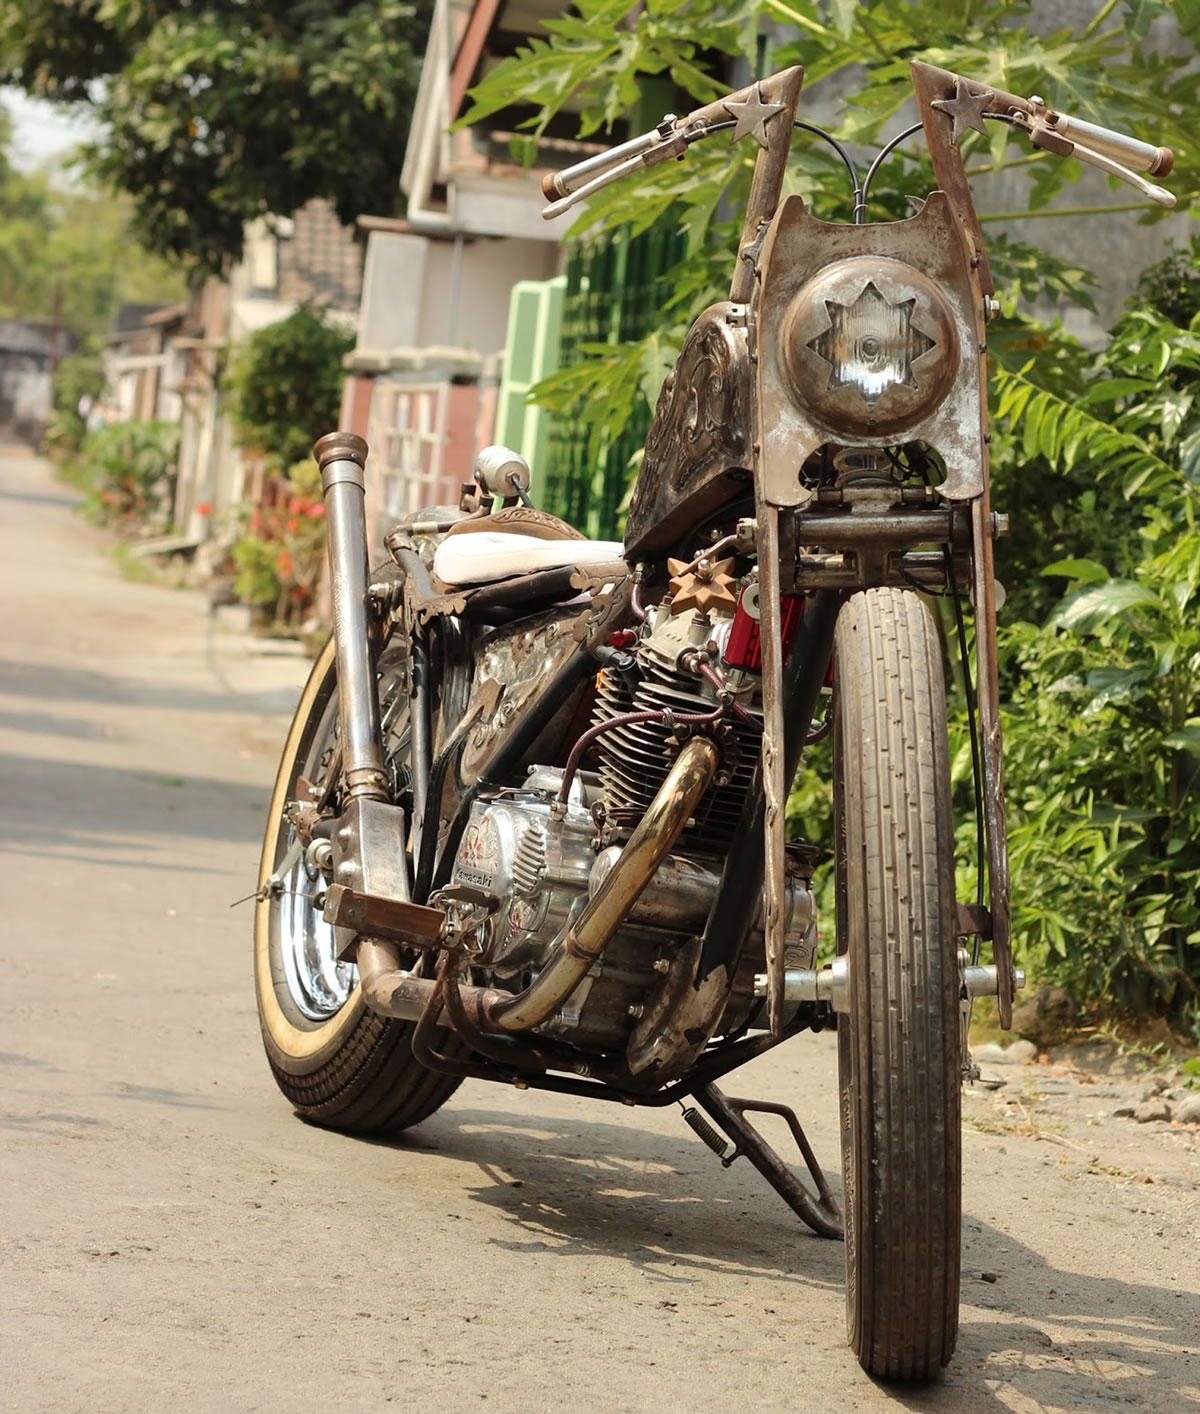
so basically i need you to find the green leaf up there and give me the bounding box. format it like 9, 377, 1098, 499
1180, 427, 1200, 484
829, 0, 857, 39
1164, 725, 1200, 755
1081, 377, 1158, 404
1041, 558, 1110, 582
1049, 580, 1163, 633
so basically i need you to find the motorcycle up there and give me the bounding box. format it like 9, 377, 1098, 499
253, 61, 1176, 1380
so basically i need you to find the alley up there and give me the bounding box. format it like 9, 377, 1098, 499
1, 448, 1197, 1413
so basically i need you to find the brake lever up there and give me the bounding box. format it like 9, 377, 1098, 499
1063, 139, 1176, 208
541, 122, 700, 221
991, 100, 1177, 209
1023, 115, 1176, 208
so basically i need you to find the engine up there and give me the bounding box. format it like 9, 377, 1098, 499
589, 604, 760, 849
448, 578, 817, 1052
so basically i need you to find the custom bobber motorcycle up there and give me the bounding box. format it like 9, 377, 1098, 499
254, 62, 1176, 1380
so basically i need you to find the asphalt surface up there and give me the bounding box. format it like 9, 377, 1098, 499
2, 446, 1198, 1412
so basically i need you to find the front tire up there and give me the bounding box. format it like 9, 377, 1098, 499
833, 587, 961, 1381
254, 637, 462, 1134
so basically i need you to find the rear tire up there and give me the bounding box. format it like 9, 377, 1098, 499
833, 587, 961, 1381
254, 636, 463, 1134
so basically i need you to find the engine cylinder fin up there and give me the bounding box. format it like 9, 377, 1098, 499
590, 630, 761, 850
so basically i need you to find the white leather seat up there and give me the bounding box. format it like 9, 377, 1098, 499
433, 531, 626, 587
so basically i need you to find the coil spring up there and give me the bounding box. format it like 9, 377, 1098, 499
682, 1106, 738, 1167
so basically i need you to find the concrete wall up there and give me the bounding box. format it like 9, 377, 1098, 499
358, 229, 560, 356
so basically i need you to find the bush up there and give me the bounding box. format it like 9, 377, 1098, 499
978, 269, 1200, 1037
227, 305, 353, 470
44, 342, 106, 458
231, 458, 327, 631
71, 421, 181, 532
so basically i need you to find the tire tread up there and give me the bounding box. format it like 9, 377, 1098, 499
835, 587, 961, 1382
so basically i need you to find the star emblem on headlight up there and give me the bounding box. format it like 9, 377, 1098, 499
807, 282, 936, 406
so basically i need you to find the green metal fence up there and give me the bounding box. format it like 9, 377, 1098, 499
544, 225, 687, 539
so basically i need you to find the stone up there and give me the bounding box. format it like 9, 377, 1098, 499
973, 1039, 1036, 1065
1113, 1105, 1136, 1118
971, 1042, 1008, 1063
1133, 1099, 1171, 1123
1174, 1095, 1200, 1125
1010, 985, 1078, 1049
1005, 1039, 1038, 1063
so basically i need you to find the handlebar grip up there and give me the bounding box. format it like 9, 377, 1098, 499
1044, 112, 1173, 177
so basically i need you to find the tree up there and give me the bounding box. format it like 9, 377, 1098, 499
227, 305, 355, 469
0, 1, 433, 276
463, 0, 1200, 472
0, 108, 185, 339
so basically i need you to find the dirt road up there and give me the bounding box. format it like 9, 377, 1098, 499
2, 447, 1197, 1413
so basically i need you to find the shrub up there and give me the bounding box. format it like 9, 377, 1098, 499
227, 306, 353, 469
231, 458, 327, 630
72, 420, 181, 532
44, 342, 106, 457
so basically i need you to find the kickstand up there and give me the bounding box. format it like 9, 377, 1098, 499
684, 1082, 843, 1239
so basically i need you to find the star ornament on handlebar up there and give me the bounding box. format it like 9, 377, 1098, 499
722, 86, 788, 148
931, 76, 994, 145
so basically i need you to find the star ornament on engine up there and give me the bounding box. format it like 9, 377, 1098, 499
807, 281, 936, 408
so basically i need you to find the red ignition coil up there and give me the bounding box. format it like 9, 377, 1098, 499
723, 582, 804, 671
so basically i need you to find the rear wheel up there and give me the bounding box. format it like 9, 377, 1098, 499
832, 587, 961, 1381
253, 636, 463, 1134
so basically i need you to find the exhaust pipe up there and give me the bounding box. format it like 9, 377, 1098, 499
313, 432, 387, 802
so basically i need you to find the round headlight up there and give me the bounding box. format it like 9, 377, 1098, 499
779, 256, 958, 438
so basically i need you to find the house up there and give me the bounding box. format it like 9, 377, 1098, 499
339, 0, 613, 539
100, 199, 363, 547
0, 318, 74, 444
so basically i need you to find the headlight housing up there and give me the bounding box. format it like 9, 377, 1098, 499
779, 256, 958, 438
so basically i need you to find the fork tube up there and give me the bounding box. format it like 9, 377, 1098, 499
313, 432, 387, 802
729, 66, 805, 304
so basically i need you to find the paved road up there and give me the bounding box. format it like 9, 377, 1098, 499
2, 447, 1197, 1412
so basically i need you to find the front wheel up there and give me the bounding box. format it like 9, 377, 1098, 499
833, 587, 961, 1381
253, 636, 463, 1134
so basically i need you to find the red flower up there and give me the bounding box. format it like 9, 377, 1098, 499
307, 502, 325, 519
195, 501, 212, 516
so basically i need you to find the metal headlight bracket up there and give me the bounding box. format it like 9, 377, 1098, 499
753, 192, 988, 507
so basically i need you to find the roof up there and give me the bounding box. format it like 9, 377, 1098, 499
112, 303, 170, 334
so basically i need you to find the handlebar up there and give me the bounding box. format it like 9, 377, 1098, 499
1041, 112, 1173, 177
538, 65, 1177, 220
937, 78, 1176, 207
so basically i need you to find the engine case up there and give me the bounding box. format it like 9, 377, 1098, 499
448, 767, 815, 1052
